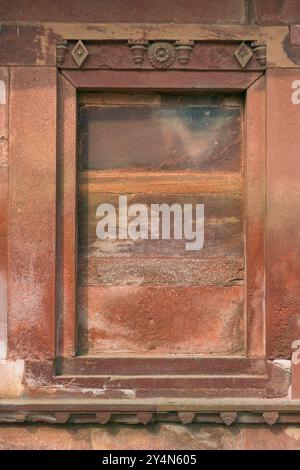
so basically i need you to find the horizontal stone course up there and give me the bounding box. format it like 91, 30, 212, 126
254, 0, 300, 25
0, 0, 246, 24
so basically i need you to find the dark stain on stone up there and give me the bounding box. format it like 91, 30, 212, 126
283, 33, 300, 65
0, 24, 61, 65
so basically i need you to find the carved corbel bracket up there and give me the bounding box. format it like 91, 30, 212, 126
96, 412, 111, 424
128, 40, 149, 68
262, 412, 279, 426
56, 40, 69, 67
220, 411, 238, 426
175, 40, 194, 65
178, 412, 196, 424
251, 41, 267, 68
137, 412, 153, 425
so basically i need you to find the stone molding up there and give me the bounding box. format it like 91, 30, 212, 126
1, 398, 300, 425
56, 38, 265, 70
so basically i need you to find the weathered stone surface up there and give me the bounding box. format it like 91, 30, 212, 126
283, 30, 300, 66
77, 82, 245, 367
254, 1, 300, 25
245, 75, 265, 357
0, 424, 91, 450
77, 285, 244, 355
0, 24, 59, 65
0, 360, 24, 397
0, 167, 7, 359
1, 0, 299, 451
78, 192, 243, 259
266, 361, 290, 398
0, 21, 291, 69
91, 423, 245, 450
0, 68, 7, 360
0, 67, 8, 166
63, 69, 261, 92
244, 425, 300, 450
290, 25, 300, 45
78, 257, 244, 286
0, 423, 299, 450
79, 98, 242, 171
292, 366, 300, 399
0, 1, 246, 24
56, 74, 77, 358
288, 315, 300, 398
8, 67, 57, 359
266, 69, 300, 358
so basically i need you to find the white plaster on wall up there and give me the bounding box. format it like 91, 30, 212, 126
0, 271, 7, 359
273, 359, 292, 373
0, 80, 6, 105
0, 360, 24, 397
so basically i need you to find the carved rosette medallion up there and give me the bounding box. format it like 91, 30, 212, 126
148, 42, 176, 69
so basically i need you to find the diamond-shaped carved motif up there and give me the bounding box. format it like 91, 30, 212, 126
71, 40, 89, 67
234, 42, 253, 69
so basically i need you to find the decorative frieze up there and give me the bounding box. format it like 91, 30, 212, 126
57, 39, 265, 71
0, 409, 300, 425
129, 40, 194, 68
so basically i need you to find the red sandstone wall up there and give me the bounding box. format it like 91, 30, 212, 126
1, 0, 300, 449
1, 423, 300, 450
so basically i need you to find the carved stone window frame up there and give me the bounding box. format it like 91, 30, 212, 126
50, 37, 286, 399
2, 26, 300, 423
2, 37, 298, 424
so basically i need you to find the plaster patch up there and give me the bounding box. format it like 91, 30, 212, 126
0, 360, 24, 397
0, 80, 6, 105
285, 427, 300, 441
273, 359, 292, 373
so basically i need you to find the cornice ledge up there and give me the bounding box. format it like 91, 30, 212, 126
0, 398, 300, 425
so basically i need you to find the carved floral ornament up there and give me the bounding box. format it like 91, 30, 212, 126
56, 39, 266, 69
128, 40, 194, 68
